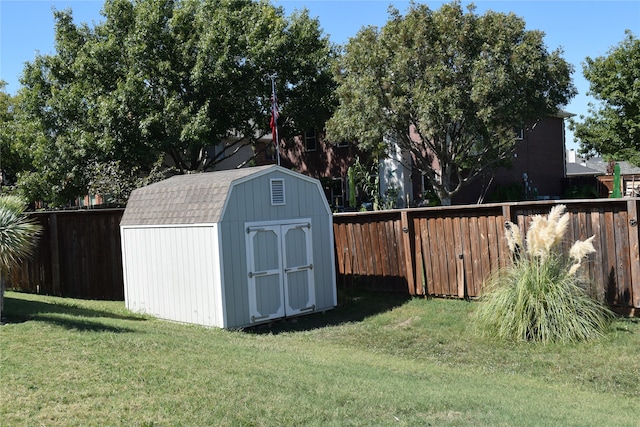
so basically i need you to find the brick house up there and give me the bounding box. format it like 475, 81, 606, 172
204, 111, 574, 209
450, 112, 575, 204
379, 112, 574, 206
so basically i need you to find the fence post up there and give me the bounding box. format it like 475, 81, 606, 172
627, 200, 640, 308
401, 210, 416, 295
501, 203, 513, 224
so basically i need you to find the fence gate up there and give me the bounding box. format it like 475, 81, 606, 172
246, 220, 315, 323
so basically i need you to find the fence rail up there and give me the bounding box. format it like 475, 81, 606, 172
6, 199, 640, 313
334, 199, 640, 313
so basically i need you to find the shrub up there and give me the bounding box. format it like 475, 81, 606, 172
474, 204, 613, 343
0, 195, 42, 319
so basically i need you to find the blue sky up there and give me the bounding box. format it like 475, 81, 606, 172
1, 0, 639, 149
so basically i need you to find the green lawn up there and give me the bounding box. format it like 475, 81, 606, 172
1, 290, 639, 426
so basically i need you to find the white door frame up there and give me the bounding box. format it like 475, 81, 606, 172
245, 219, 314, 323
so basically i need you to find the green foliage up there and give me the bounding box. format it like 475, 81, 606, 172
0, 83, 35, 190
563, 184, 599, 199
15, 0, 336, 206
417, 188, 441, 207
571, 31, 640, 166
382, 184, 400, 209
0, 195, 41, 272
474, 205, 612, 343
327, 1, 575, 205
610, 162, 623, 198
475, 252, 612, 343
0, 195, 42, 318
487, 181, 525, 202
348, 156, 381, 210
347, 165, 357, 208
86, 157, 174, 206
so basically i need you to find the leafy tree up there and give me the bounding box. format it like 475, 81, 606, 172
326, 1, 575, 205
17, 0, 336, 206
0, 83, 35, 191
571, 31, 640, 166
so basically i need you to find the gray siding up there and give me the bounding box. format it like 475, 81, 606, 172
220, 170, 335, 327
219, 220, 250, 328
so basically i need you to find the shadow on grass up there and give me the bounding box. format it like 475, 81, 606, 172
3, 295, 144, 333
246, 289, 412, 335
614, 316, 640, 333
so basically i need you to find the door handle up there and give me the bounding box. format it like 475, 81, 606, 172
248, 271, 269, 278
251, 314, 270, 323
284, 264, 313, 273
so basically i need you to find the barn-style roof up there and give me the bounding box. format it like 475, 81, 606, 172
121, 165, 274, 226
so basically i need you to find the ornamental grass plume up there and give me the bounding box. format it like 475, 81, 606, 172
525, 204, 570, 261
504, 221, 522, 257
568, 236, 596, 276
474, 204, 613, 344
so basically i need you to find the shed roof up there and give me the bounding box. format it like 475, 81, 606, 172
121, 165, 274, 226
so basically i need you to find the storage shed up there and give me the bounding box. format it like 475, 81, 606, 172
120, 165, 337, 328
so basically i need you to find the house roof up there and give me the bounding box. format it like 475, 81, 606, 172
566, 162, 603, 177
121, 165, 274, 226
555, 110, 575, 119
582, 157, 640, 175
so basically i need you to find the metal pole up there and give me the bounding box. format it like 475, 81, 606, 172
269, 74, 280, 166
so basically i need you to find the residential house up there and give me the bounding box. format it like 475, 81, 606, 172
566, 152, 640, 198
203, 130, 363, 210
266, 112, 575, 208
277, 130, 364, 210
151, 111, 575, 210
379, 112, 575, 205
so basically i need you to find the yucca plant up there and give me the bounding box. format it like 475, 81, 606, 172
0, 195, 42, 320
474, 204, 613, 343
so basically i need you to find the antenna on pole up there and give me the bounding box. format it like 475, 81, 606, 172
268, 73, 281, 166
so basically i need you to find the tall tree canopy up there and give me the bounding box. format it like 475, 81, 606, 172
326, 1, 575, 205
16, 0, 336, 206
571, 31, 640, 166
0, 82, 38, 191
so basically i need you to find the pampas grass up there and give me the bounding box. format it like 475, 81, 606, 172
475, 205, 613, 343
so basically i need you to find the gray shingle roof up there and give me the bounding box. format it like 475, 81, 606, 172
566, 162, 603, 177
582, 157, 640, 175
121, 165, 274, 226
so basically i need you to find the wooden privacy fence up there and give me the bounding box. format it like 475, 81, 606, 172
7, 209, 125, 300
7, 199, 640, 313
334, 198, 640, 313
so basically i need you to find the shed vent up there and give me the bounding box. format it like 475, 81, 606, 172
270, 179, 285, 205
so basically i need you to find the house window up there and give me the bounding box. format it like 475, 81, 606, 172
514, 128, 524, 140
265, 142, 277, 162
270, 179, 285, 205
337, 140, 350, 148
329, 178, 344, 209
213, 142, 227, 161
304, 130, 317, 151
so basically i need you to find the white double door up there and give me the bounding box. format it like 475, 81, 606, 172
245, 220, 315, 323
